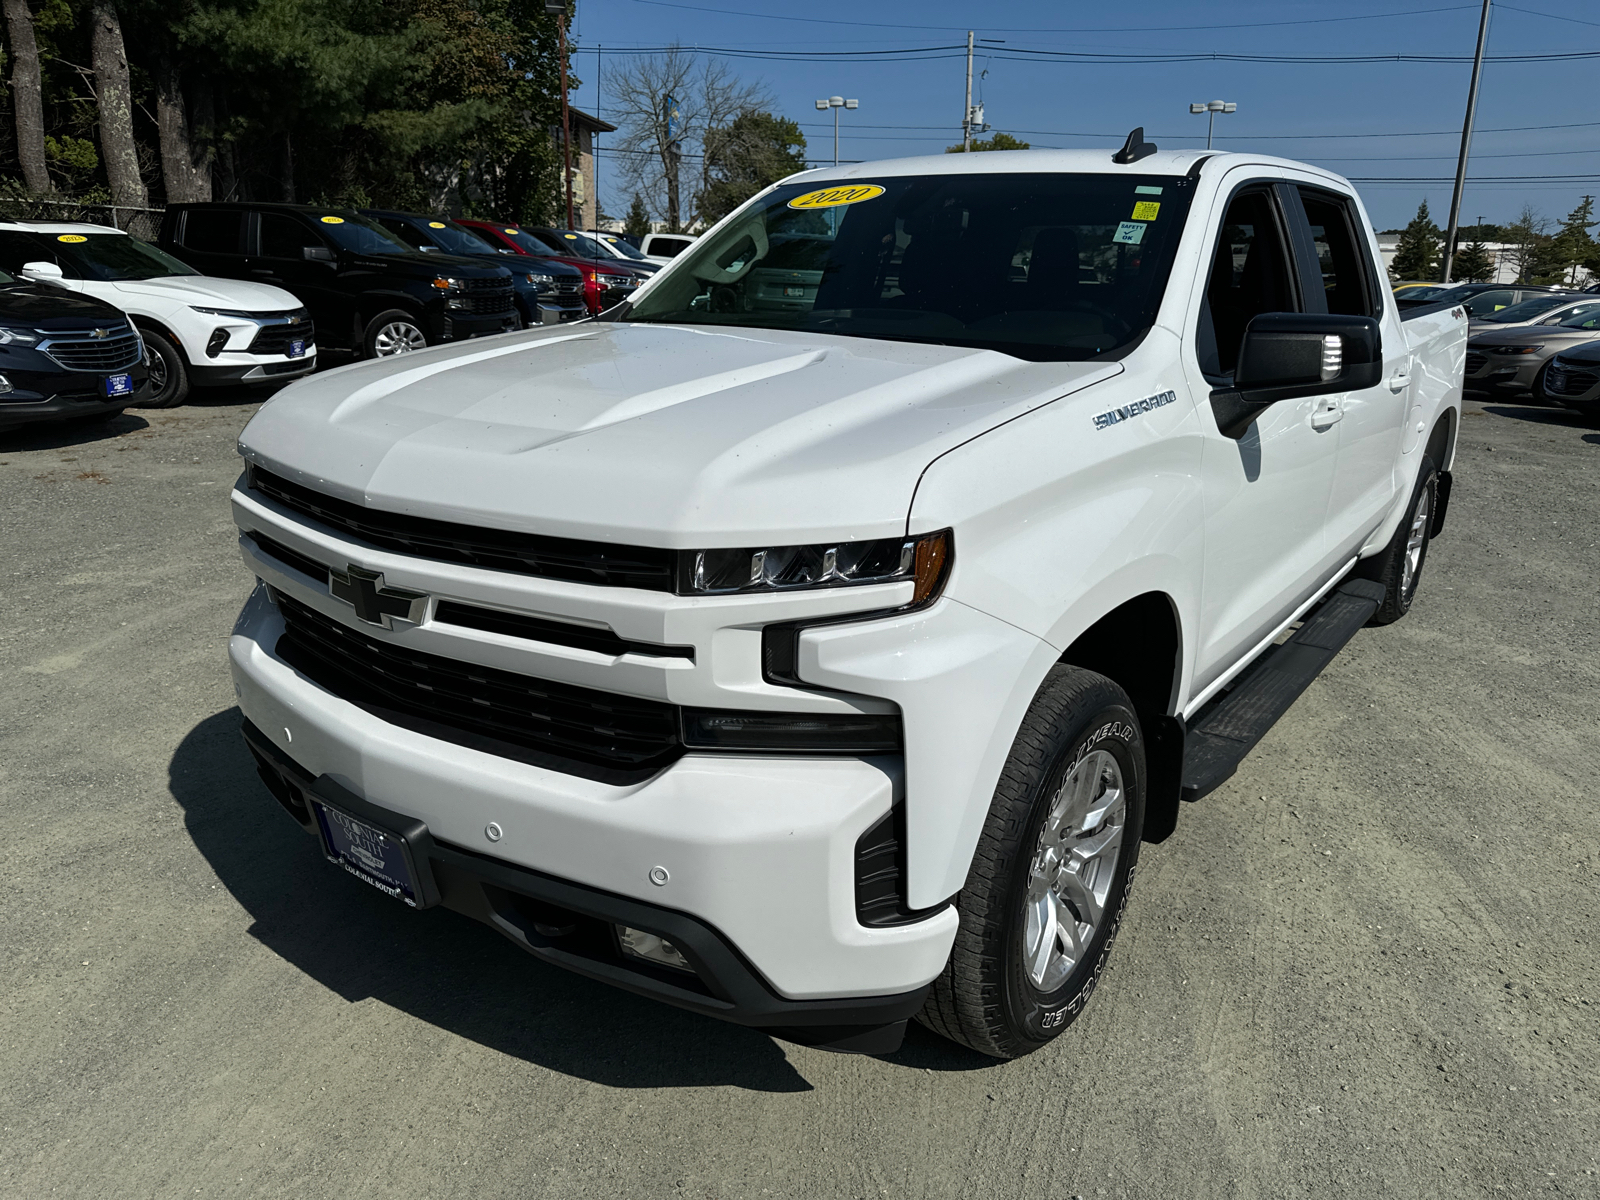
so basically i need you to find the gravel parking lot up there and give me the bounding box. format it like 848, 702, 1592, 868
2, 390, 1596, 1199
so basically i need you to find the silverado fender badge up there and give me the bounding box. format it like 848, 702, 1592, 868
1093, 389, 1177, 431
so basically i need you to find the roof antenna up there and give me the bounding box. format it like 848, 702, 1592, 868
1112, 127, 1157, 165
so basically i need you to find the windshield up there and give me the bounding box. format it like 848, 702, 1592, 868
1557, 306, 1600, 330
499, 227, 561, 257
1478, 295, 1579, 323
425, 220, 498, 257
546, 230, 615, 258
45, 233, 197, 281
622, 172, 1196, 360
312, 214, 417, 256
593, 233, 650, 261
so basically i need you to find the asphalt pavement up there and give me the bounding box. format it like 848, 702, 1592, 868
1, 389, 1596, 1199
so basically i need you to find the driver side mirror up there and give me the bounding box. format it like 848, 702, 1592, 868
1211, 312, 1382, 439
22, 260, 64, 280
303, 245, 334, 262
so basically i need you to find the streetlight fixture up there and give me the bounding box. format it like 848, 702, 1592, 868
1189, 100, 1236, 150
815, 95, 858, 168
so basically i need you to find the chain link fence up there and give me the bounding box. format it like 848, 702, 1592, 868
0, 194, 164, 241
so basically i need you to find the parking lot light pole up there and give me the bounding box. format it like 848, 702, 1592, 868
1189, 100, 1236, 150
815, 96, 858, 167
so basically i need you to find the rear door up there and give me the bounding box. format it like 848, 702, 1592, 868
1189, 180, 1342, 689
1290, 186, 1409, 559
169, 208, 247, 280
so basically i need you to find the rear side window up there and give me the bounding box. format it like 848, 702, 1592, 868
1298, 189, 1377, 318
1198, 188, 1298, 377
652, 236, 692, 258
180, 209, 244, 255
259, 213, 322, 259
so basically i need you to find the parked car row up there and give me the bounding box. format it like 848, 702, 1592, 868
0, 203, 681, 432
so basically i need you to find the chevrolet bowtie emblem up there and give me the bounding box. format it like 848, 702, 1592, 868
329, 565, 427, 629
91, 328, 110, 339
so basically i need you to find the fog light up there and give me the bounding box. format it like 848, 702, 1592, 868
206, 328, 229, 357
0, 374, 11, 394
616, 926, 693, 972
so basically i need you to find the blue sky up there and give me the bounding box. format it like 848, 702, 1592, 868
565, 0, 1600, 232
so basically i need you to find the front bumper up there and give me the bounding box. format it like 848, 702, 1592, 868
1463, 350, 1544, 394
228, 580, 958, 1043
0, 363, 148, 429
242, 718, 933, 1053
430, 308, 518, 342
190, 356, 318, 387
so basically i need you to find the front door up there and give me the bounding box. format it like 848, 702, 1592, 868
248, 212, 345, 344
1190, 182, 1343, 693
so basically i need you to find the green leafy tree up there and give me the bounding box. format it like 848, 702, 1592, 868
945, 131, 1030, 153
694, 109, 805, 225
1391, 200, 1442, 281
1451, 239, 1495, 283
623, 191, 651, 236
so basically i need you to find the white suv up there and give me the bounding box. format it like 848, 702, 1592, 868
0, 221, 315, 407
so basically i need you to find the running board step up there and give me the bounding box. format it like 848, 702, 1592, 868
1181, 577, 1386, 803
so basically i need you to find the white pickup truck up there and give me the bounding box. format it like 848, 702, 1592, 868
228, 136, 1465, 1059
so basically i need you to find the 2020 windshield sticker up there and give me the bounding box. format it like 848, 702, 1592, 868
1094, 389, 1177, 431
788, 184, 886, 210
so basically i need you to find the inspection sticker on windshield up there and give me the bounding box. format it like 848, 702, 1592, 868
788, 184, 886, 210
1113, 221, 1146, 246
1131, 200, 1161, 220
1094, 389, 1177, 431
56, 234, 88, 243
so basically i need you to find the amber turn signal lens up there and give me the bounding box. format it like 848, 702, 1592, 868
912, 531, 950, 605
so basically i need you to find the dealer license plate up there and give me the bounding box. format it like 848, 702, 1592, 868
288, 339, 306, 358
313, 800, 421, 906
104, 373, 133, 397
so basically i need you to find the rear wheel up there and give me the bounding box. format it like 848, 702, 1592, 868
362, 310, 429, 358
1356, 455, 1437, 626
917, 666, 1145, 1059
134, 330, 190, 408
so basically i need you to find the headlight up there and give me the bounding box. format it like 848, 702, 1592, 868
431, 276, 467, 291
0, 325, 40, 345
190, 306, 258, 318
526, 272, 555, 285
679, 529, 950, 600
1478, 344, 1543, 355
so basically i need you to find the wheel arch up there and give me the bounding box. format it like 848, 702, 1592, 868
130, 316, 193, 365
1424, 407, 1456, 473
1055, 591, 1187, 844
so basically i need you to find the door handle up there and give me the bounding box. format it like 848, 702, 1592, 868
1310, 398, 1343, 429
1387, 370, 1411, 393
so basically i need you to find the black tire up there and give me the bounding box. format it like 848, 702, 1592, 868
917, 665, 1145, 1059
134, 330, 190, 408
362, 309, 429, 358
1530, 363, 1552, 405
1355, 455, 1438, 626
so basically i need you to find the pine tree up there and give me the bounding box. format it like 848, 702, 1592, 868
1452, 239, 1495, 283
1548, 195, 1597, 287
1391, 201, 1442, 281
945, 131, 1031, 154
623, 193, 651, 237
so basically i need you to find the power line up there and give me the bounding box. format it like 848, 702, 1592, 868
598, 42, 1600, 64
781, 118, 1600, 141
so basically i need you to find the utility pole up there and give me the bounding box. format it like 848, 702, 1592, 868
960, 30, 972, 151
1442, 0, 1492, 284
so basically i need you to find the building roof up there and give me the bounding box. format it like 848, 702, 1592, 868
566, 107, 616, 135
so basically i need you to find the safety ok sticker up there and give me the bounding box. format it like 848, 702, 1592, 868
788, 184, 886, 210
1131, 200, 1161, 221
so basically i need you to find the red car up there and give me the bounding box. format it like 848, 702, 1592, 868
455, 219, 645, 315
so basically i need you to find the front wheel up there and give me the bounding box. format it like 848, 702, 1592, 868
917, 666, 1145, 1059
362, 310, 429, 358
134, 330, 190, 408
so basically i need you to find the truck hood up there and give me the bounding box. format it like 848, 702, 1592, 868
239, 322, 1120, 546
106, 275, 302, 311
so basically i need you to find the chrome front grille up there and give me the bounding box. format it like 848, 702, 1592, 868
43, 329, 142, 372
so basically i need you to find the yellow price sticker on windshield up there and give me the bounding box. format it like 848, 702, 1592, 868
1131, 201, 1161, 221
428, 221, 446, 228
56, 234, 88, 243
788, 184, 886, 210
320, 215, 345, 224
504, 227, 518, 234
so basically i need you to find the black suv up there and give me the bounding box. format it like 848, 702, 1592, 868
359, 210, 586, 326
158, 204, 517, 357
0, 269, 148, 431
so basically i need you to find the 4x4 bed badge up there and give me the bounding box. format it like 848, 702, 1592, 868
1094, 389, 1177, 431
329, 565, 427, 629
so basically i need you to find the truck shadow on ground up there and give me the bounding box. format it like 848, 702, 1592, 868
168, 708, 1006, 1088
1482, 403, 1595, 430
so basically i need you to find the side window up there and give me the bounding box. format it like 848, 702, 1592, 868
1198, 189, 1297, 377
1298, 190, 1376, 318
378, 218, 430, 250
0, 231, 50, 273
653, 236, 691, 259
259, 213, 320, 260
1463, 288, 1514, 315
180, 209, 244, 255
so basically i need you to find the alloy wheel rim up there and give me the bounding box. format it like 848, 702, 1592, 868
1402, 487, 1433, 597
1022, 748, 1127, 993
147, 350, 167, 396
373, 322, 427, 356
